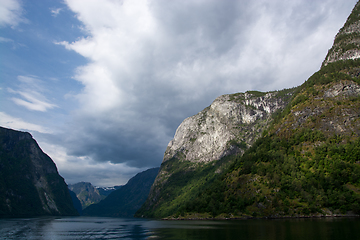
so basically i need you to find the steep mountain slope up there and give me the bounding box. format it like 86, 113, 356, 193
69, 189, 83, 215
137, 2, 360, 219
323, 1, 360, 65
136, 86, 296, 218
83, 167, 159, 217
0, 127, 78, 217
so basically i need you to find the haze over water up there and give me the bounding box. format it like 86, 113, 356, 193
0, 217, 358, 240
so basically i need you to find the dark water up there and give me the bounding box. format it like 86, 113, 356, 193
0, 216, 359, 240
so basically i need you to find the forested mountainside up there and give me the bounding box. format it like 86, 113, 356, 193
136, 1, 360, 219
0, 127, 78, 217
83, 168, 159, 217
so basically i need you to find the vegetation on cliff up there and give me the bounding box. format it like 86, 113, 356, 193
183, 131, 360, 218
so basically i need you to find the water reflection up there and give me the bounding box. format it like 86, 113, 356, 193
0, 217, 358, 240
148, 218, 360, 240
0, 217, 150, 239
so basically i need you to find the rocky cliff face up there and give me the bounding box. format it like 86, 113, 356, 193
139, 89, 295, 217
164, 90, 294, 164
0, 126, 78, 217
323, 2, 360, 65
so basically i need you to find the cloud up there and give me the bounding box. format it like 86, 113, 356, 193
0, 0, 25, 27
59, 0, 357, 169
8, 76, 58, 112
51, 8, 62, 17
0, 36, 26, 49
0, 36, 13, 43
0, 112, 52, 134
10, 96, 57, 112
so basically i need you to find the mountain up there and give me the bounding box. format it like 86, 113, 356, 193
135, 89, 296, 218
136, 2, 360, 219
68, 182, 106, 209
83, 167, 159, 217
0, 126, 78, 217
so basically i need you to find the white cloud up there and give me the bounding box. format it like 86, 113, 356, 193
51, 7, 62, 17
0, 36, 13, 42
0, 112, 52, 134
8, 76, 58, 112
0, 0, 24, 27
10, 96, 57, 112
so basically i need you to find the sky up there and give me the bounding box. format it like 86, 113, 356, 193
0, 0, 358, 187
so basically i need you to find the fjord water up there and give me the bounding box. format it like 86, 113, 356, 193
0, 217, 358, 240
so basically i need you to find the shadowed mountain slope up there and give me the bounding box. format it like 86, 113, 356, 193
0, 127, 78, 217
83, 167, 159, 217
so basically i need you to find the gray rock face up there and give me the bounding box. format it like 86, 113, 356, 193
164, 90, 294, 163
324, 81, 360, 98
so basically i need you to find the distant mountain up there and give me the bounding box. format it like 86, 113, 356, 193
83, 167, 159, 217
136, 2, 360, 219
68, 182, 122, 209
68, 182, 105, 209
0, 126, 78, 217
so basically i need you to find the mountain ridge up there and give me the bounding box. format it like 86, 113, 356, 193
323, 1, 360, 66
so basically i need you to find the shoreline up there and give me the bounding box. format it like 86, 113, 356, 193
162, 213, 360, 221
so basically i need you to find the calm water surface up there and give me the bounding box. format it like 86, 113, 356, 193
0, 216, 358, 240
